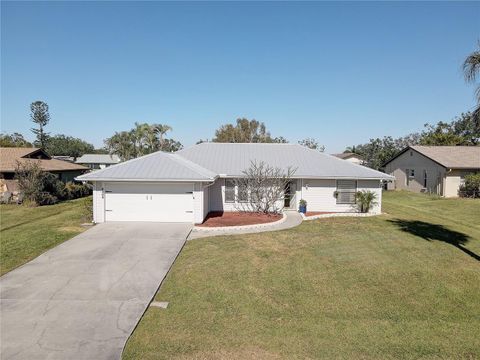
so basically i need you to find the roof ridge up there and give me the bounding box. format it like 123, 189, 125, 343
169, 153, 216, 178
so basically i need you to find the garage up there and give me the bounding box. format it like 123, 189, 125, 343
104, 182, 194, 222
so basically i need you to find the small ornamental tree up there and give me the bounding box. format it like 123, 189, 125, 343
234, 161, 296, 214
355, 190, 378, 213
459, 173, 480, 198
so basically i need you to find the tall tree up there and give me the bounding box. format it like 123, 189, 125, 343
212, 118, 280, 143
104, 123, 180, 160
30, 101, 50, 148
298, 138, 325, 151
152, 124, 172, 148
463, 42, 480, 123
45, 134, 95, 159
0, 133, 32, 147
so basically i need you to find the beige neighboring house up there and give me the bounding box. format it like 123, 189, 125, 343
332, 152, 364, 165
0, 147, 88, 182
383, 146, 480, 197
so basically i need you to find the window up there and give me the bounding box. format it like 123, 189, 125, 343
406, 169, 415, 186
423, 170, 427, 188
336, 180, 357, 204
238, 183, 249, 202
225, 179, 235, 203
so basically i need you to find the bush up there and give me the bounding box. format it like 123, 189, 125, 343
459, 173, 480, 198
62, 182, 92, 200
355, 190, 378, 213
14, 161, 92, 206
36, 192, 58, 206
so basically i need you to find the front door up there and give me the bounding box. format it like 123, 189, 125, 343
284, 181, 296, 209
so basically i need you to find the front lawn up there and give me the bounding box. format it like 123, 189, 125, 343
0, 197, 91, 275
124, 191, 480, 359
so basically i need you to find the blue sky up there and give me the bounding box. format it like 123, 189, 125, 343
1, 1, 479, 153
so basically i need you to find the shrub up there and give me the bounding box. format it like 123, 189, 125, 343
62, 182, 92, 200
459, 173, 480, 198
14, 161, 91, 206
355, 190, 378, 213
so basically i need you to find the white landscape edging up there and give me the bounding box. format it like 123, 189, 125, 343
301, 212, 381, 221
193, 213, 287, 232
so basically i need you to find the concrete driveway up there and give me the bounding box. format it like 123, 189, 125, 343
0, 222, 192, 360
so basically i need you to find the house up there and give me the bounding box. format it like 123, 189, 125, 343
75, 154, 121, 170
0, 147, 88, 183
332, 152, 364, 165
383, 146, 480, 197
76, 143, 393, 224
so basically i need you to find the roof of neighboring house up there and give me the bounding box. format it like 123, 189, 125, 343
77, 143, 392, 182
76, 154, 121, 164
332, 152, 363, 160
76, 151, 217, 182
384, 146, 480, 169
0, 147, 88, 173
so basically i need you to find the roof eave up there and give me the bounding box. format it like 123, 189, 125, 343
75, 176, 217, 183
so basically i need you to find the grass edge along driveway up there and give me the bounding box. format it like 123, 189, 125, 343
124, 191, 480, 360
0, 197, 90, 276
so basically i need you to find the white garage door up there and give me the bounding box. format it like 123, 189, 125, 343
104, 183, 194, 222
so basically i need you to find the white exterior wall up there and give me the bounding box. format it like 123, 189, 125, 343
299, 179, 382, 214
207, 177, 382, 214
203, 184, 210, 220
208, 177, 285, 213
193, 182, 204, 224
93, 181, 105, 223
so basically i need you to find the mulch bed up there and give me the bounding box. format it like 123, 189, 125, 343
198, 211, 282, 227
304, 211, 337, 217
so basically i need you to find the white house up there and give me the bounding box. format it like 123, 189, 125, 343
76, 154, 121, 170
76, 143, 393, 224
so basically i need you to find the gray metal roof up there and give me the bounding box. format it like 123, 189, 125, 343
76, 154, 121, 164
178, 143, 393, 180
77, 143, 393, 182
76, 151, 217, 182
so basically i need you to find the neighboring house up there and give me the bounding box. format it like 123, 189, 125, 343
383, 146, 480, 197
332, 152, 364, 165
77, 143, 392, 224
52, 155, 75, 163
76, 154, 121, 170
0, 147, 88, 183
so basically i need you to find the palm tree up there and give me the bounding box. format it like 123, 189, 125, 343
463, 42, 480, 122
152, 124, 172, 149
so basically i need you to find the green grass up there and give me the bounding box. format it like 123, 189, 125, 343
0, 197, 90, 275
124, 191, 480, 360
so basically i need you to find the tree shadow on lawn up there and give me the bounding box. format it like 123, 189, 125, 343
388, 219, 480, 262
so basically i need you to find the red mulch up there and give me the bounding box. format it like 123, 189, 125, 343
198, 211, 282, 227
305, 211, 337, 217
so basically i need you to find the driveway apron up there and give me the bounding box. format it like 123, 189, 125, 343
0, 222, 191, 360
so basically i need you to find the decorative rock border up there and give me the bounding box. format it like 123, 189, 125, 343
301, 212, 382, 221
193, 213, 287, 232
